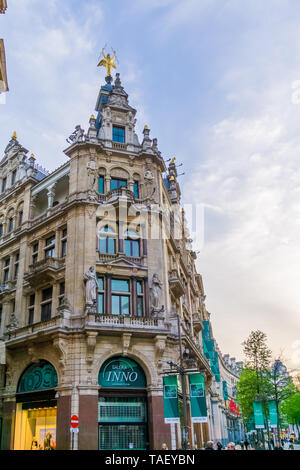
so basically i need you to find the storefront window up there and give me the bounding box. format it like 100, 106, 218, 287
14, 361, 58, 450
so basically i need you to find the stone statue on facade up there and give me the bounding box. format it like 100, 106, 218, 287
6, 312, 19, 332
84, 266, 97, 311
150, 273, 164, 317
66, 125, 85, 145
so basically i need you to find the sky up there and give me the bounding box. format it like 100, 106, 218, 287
1, 0, 300, 370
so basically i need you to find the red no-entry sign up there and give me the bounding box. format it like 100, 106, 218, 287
70, 415, 79, 428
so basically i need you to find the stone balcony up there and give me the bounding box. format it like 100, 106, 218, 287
192, 310, 204, 333
4, 314, 69, 345
24, 257, 65, 286
98, 187, 137, 204
85, 314, 168, 337
168, 269, 185, 298
0, 280, 17, 297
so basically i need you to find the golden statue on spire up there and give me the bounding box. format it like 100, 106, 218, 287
97, 48, 117, 77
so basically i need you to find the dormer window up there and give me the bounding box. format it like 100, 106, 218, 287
112, 126, 125, 143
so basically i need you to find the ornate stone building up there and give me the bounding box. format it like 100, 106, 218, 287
0, 68, 239, 450
0, 1, 8, 94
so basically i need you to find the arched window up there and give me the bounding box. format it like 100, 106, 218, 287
124, 229, 140, 257
99, 225, 117, 254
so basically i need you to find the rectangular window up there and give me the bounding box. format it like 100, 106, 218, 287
99, 236, 116, 254
0, 304, 2, 329
28, 294, 35, 325
2, 177, 7, 193
112, 126, 125, 143
97, 277, 104, 315
111, 278, 130, 316
133, 182, 139, 199
3, 258, 10, 283
0, 225, 3, 237
61, 228, 67, 257
32, 243, 38, 264
41, 286, 52, 322
45, 235, 55, 258
137, 281, 144, 317
14, 252, 19, 279
8, 218, 13, 233
124, 239, 140, 257
12, 170, 17, 185
98, 176, 104, 194
110, 178, 127, 191
18, 211, 23, 227
58, 281, 65, 306
111, 279, 129, 292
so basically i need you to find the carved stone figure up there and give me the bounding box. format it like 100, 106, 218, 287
84, 266, 97, 306
144, 170, 154, 181
150, 273, 163, 309
66, 125, 85, 145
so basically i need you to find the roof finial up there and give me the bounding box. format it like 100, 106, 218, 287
12, 131, 17, 139
97, 47, 117, 77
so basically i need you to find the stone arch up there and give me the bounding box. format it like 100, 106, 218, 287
8, 351, 63, 394
109, 166, 129, 180
92, 348, 158, 389
17, 360, 58, 393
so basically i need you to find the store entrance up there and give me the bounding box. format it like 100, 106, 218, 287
98, 357, 149, 450
13, 360, 58, 450
98, 396, 147, 450
14, 397, 57, 450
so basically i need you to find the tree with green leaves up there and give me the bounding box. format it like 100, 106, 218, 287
239, 331, 272, 447
280, 392, 300, 436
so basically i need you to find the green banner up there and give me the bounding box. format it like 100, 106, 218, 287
163, 375, 180, 424
253, 401, 265, 429
222, 381, 229, 400
188, 374, 208, 423
268, 400, 278, 428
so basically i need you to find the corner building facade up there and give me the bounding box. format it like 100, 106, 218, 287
0, 72, 216, 450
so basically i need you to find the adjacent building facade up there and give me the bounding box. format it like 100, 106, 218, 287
0, 1, 8, 94
0, 69, 243, 450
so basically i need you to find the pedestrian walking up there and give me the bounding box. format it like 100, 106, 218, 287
226, 442, 235, 450
240, 440, 245, 450
204, 441, 214, 450
216, 441, 223, 451
274, 442, 284, 450
288, 438, 294, 450
244, 438, 249, 450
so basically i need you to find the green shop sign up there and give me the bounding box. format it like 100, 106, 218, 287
99, 357, 146, 388
18, 361, 58, 393
253, 401, 265, 429
189, 374, 208, 423
163, 375, 180, 424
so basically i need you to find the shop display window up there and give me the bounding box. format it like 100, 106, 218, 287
14, 404, 57, 450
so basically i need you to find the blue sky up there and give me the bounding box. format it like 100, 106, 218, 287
1, 0, 300, 369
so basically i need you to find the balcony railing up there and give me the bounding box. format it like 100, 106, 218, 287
168, 269, 185, 298
88, 314, 166, 330
24, 257, 65, 285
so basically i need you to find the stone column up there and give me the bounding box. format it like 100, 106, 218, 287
1, 398, 16, 450
105, 176, 111, 194
56, 388, 72, 450
47, 184, 56, 209
78, 386, 99, 450
148, 392, 171, 450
